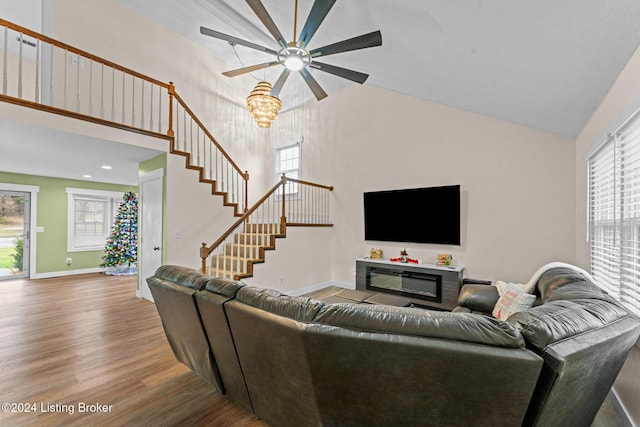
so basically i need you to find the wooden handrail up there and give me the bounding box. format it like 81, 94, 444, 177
171, 88, 248, 180
0, 18, 170, 89
285, 177, 334, 191
201, 175, 287, 271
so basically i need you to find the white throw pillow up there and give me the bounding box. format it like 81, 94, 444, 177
492, 281, 536, 320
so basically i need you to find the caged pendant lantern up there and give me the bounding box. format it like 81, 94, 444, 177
246, 81, 282, 128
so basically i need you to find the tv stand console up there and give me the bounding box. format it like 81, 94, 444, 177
355, 258, 464, 311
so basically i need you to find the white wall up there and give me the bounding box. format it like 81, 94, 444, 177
241, 227, 333, 293
165, 154, 239, 270
312, 85, 576, 284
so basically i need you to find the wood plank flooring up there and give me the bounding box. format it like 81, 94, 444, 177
0, 273, 268, 427
0, 273, 628, 426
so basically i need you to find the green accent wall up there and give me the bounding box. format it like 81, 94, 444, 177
138, 153, 166, 176
0, 171, 137, 274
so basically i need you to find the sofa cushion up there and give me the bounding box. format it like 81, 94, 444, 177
536, 266, 599, 303
235, 286, 325, 322
314, 303, 525, 348
151, 264, 213, 290
457, 284, 500, 314
204, 277, 245, 298
507, 298, 631, 351
493, 281, 536, 320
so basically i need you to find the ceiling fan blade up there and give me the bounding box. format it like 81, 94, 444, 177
298, 0, 337, 47
309, 30, 382, 58
309, 61, 369, 84
200, 26, 278, 55
271, 69, 292, 97
299, 68, 328, 100
246, 0, 288, 48
222, 62, 280, 77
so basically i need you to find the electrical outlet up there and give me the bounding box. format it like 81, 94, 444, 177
66, 258, 72, 265
278, 275, 284, 285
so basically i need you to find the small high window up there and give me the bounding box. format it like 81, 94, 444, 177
276, 142, 301, 196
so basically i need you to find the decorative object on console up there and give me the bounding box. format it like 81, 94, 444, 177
246, 81, 282, 128
369, 248, 383, 259
389, 257, 420, 264
400, 248, 408, 263
437, 253, 452, 266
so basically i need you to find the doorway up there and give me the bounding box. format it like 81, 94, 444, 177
138, 169, 164, 301
0, 191, 30, 280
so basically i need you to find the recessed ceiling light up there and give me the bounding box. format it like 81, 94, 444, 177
82, 174, 92, 178
101, 165, 112, 170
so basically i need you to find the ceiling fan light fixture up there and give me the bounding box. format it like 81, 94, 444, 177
278, 45, 311, 71
200, 0, 382, 101
246, 81, 282, 128
284, 55, 304, 71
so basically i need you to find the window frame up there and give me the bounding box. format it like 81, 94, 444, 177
66, 188, 123, 252
275, 142, 301, 198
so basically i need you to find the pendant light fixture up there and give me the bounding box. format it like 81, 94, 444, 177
246, 81, 282, 128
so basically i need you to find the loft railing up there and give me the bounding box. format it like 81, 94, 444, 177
0, 18, 248, 212
0, 18, 170, 138
200, 175, 333, 277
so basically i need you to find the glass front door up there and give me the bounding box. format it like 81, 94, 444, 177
0, 191, 29, 280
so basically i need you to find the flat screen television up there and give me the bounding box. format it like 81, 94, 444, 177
363, 185, 460, 245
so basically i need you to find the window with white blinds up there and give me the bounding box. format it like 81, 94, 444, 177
66, 188, 121, 252
589, 114, 640, 316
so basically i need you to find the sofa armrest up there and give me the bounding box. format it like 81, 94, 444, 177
462, 277, 493, 286
457, 284, 499, 315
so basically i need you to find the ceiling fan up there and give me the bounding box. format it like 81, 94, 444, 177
200, 0, 382, 101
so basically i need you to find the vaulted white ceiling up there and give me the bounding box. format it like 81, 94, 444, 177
121, 0, 640, 138
3, 1, 640, 186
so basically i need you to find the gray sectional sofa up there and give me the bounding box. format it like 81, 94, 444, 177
147, 264, 640, 427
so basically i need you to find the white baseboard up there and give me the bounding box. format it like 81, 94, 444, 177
288, 280, 354, 296
31, 267, 107, 279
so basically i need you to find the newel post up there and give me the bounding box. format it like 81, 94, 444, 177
167, 82, 175, 138
200, 242, 208, 273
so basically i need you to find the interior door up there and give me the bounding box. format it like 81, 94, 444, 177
0, 191, 29, 280
139, 169, 164, 301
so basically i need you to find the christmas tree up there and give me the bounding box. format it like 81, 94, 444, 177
101, 191, 138, 275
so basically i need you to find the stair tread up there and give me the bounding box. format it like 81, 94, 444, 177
212, 254, 261, 261
205, 267, 251, 279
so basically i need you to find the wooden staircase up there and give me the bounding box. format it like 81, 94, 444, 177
207, 223, 284, 280
200, 176, 333, 280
